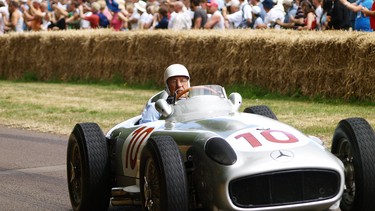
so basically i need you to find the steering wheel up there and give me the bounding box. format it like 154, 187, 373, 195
175, 86, 219, 99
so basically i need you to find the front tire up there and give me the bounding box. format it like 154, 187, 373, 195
331, 118, 375, 211
67, 123, 110, 211
243, 105, 278, 120
140, 136, 188, 211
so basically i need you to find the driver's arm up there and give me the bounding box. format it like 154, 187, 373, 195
139, 102, 161, 124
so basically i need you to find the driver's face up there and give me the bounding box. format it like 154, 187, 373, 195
167, 76, 189, 98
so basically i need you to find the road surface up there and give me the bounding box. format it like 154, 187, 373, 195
0, 126, 70, 210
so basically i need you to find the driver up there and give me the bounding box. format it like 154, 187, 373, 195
139, 64, 190, 124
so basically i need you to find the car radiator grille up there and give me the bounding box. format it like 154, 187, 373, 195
229, 169, 340, 208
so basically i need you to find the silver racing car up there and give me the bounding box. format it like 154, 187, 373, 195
66, 85, 375, 211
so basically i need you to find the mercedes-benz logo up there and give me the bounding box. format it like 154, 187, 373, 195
270, 150, 294, 162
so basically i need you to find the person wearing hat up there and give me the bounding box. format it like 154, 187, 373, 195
252, 5, 264, 29
204, 0, 225, 29
139, 64, 191, 124
257, 0, 284, 28
222, 0, 241, 28
134, 0, 152, 29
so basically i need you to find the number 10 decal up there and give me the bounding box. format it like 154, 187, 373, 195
125, 126, 154, 170
235, 130, 298, 148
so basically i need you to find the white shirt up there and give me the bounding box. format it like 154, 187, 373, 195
253, 16, 264, 29
170, 11, 191, 29
211, 10, 225, 29
315, 6, 323, 26
227, 10, 242, 28
264, 7, 284, 29
130, 8, 140, 30
0, 7, 8, 34
139, 12, 151, 29
81, 11, 92, 29
240, 2, 252, 22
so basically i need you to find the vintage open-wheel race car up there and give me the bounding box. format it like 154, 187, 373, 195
66, 85, 375, 211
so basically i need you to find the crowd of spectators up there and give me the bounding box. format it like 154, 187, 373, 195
0, 0, 374, 34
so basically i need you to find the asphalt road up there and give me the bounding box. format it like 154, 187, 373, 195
0, 126, 139, 211
0, 125, 70, 211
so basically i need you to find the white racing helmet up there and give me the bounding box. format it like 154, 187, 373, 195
164, 64, 190, 95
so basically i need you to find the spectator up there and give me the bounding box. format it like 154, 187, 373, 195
169, 1, 191, 29
223, 0, 242, 29
313, 0, 323, 29
258, 0, 285, 29
361, 1, 375, 31
3, 1, 24, 32
65, 2, 81, 30
99, 0, 113, 22
191, 0, 207, 29
275, 0, 297, 29
48, 1, 67, 30
106, 0, 128, 31
204, 0, 225, 29
339, 0, 373, 31
181, 0, 193, 28
79, 2, 100, 29
134, 0, 151, 29
329, 0, 352, 30
252, 5, 264, 28
0, 1, 8, 35
153, 5, 168, 29
238, 0, 253, 28
320, 0, 333, 30
144, 4, 157, 29
250, 0, 266, 20
0, 0, 6, 34
24, 0, 45, 31
129, 0, 140, 30
297, 0, 317, 29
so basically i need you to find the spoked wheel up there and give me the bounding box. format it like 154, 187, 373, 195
67, 123, 110, 211
331, 118, 375, 211
140, 136, 188, 211
243, 105, 278, 120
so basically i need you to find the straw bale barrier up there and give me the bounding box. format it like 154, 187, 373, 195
0, 29, 374, 101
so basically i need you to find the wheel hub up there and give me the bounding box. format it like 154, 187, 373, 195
69, 144, 82, 205
337, 138, 355, 206
144, 176, 154, 210
143, 159, 160, 211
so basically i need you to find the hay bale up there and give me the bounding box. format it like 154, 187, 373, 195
0, 29, 374, 101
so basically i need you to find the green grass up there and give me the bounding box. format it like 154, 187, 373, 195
0, 81, 374, 148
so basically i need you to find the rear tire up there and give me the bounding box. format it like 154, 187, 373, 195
67, 123, 110, 211
331, 118, 375, 211
243, 105, 278, 120
140, 136, 188, 211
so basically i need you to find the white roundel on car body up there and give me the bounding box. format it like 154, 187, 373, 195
226, 127, 310, 152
